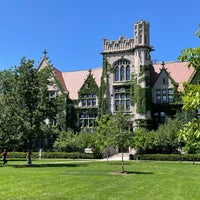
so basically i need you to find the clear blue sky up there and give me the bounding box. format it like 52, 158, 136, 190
0, 0, 199, 72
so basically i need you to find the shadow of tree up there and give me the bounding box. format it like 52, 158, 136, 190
11, 162, 88, 168
111, 171, 154, 175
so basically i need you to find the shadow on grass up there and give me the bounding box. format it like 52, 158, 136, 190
11, 162, 88, 168
112, 171, 154, 175
107, 162, 132, 166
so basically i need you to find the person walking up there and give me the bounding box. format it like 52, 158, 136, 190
2, 149, 8, 164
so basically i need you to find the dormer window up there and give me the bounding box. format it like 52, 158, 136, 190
156, 88, 173, 103
82, 94, 96, 107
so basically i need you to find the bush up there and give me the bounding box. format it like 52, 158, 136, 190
7, 152, 95, 159
132, 154, 200, 162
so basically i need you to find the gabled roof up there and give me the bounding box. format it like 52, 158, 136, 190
152, 66, 178, 88
151, 61, 194, 91
37, 56, 67, 92
52, 67, 67, 91
62, 68, 102, 99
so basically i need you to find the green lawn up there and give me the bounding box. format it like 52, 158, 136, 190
0, 159, 200, 200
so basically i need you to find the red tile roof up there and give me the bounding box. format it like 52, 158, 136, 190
53, 67, 67, 91
62, 68, 102, 99
53, 62, 194, 99
152, 62, 194, 91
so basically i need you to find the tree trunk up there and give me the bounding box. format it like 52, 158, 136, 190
27, 138, 32, 165
121, 149, 124, 173
106, 147, 109, 164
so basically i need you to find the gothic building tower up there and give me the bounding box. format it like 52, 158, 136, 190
102, 20, 153, 127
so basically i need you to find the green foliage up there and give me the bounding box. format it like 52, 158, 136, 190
178, 47, 200, 70
78, 72, 99, 99
0, 57, 57, 164
7, 151, 94, 159
53, 131, 73, 152
95, 114, 115, 157
130, 74, 152, 114
132, 153, 200, 162
181, 83, 200, 111
98, 57, 107, 115
136, 86, 152, 113
179, 118, 200, 153
54, 93, 68, 131
112, 105, 133, 148
0, 70, 24, 150
178, 32, 200, 155
53, 130, 102, 158
132, 118, 180, 154
189, 69, 200, 85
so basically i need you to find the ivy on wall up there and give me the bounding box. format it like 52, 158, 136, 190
130, 64, 152, 114
98, 57, 108, 116
78, 71, 99, 99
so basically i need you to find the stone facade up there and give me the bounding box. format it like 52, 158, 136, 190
37, 20, 196, 130
102, 20, 153, 127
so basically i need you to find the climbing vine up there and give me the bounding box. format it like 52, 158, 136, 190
130, 65, 152, 114
98, 57, 108, 116
78, 72, 99, 99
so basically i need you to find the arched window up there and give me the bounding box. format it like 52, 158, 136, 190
120, 66, 125, 81
126, 65, 130, 80
114, 59, 131, 82
115, 66, 119, 81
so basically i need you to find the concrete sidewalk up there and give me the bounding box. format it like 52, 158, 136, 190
102, 153, 130, 161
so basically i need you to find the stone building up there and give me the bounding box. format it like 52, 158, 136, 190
38, 20, 196, 131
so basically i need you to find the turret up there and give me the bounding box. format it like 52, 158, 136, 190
134, 20, 150, 47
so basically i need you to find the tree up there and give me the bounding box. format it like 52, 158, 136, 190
53, 130, 78, 152
178, 27, 200, 162
112, 105, 133, 173
0, 70, 24, 150
0, 58, 57, 164
95, 114, 115, 163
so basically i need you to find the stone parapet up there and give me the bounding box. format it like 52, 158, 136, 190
103, 36, 134, 52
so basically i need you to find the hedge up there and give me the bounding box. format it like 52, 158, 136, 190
7, 152, 95, 159
132, 154, 200, 162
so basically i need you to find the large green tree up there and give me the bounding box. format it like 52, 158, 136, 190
0, 69, 23, 150
0, 58, 57, 164
178, 27, 200, 158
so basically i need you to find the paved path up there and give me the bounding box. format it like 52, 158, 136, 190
102, 153, 130, 161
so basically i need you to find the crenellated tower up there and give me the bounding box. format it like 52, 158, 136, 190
101, 20, 153, 128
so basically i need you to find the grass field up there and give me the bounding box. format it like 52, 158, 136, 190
0, 159, 200, 200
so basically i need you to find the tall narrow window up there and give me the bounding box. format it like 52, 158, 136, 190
126, 65, 130, 80
115, 66, 119, 81
139, 34, 142, 44
120, 66, 125, 81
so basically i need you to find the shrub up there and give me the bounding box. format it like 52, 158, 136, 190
7, 152, 95, 159
132, 154, 200, 162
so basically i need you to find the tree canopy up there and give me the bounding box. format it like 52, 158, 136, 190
178, 27, 200, 156
0, 57, 57, 164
